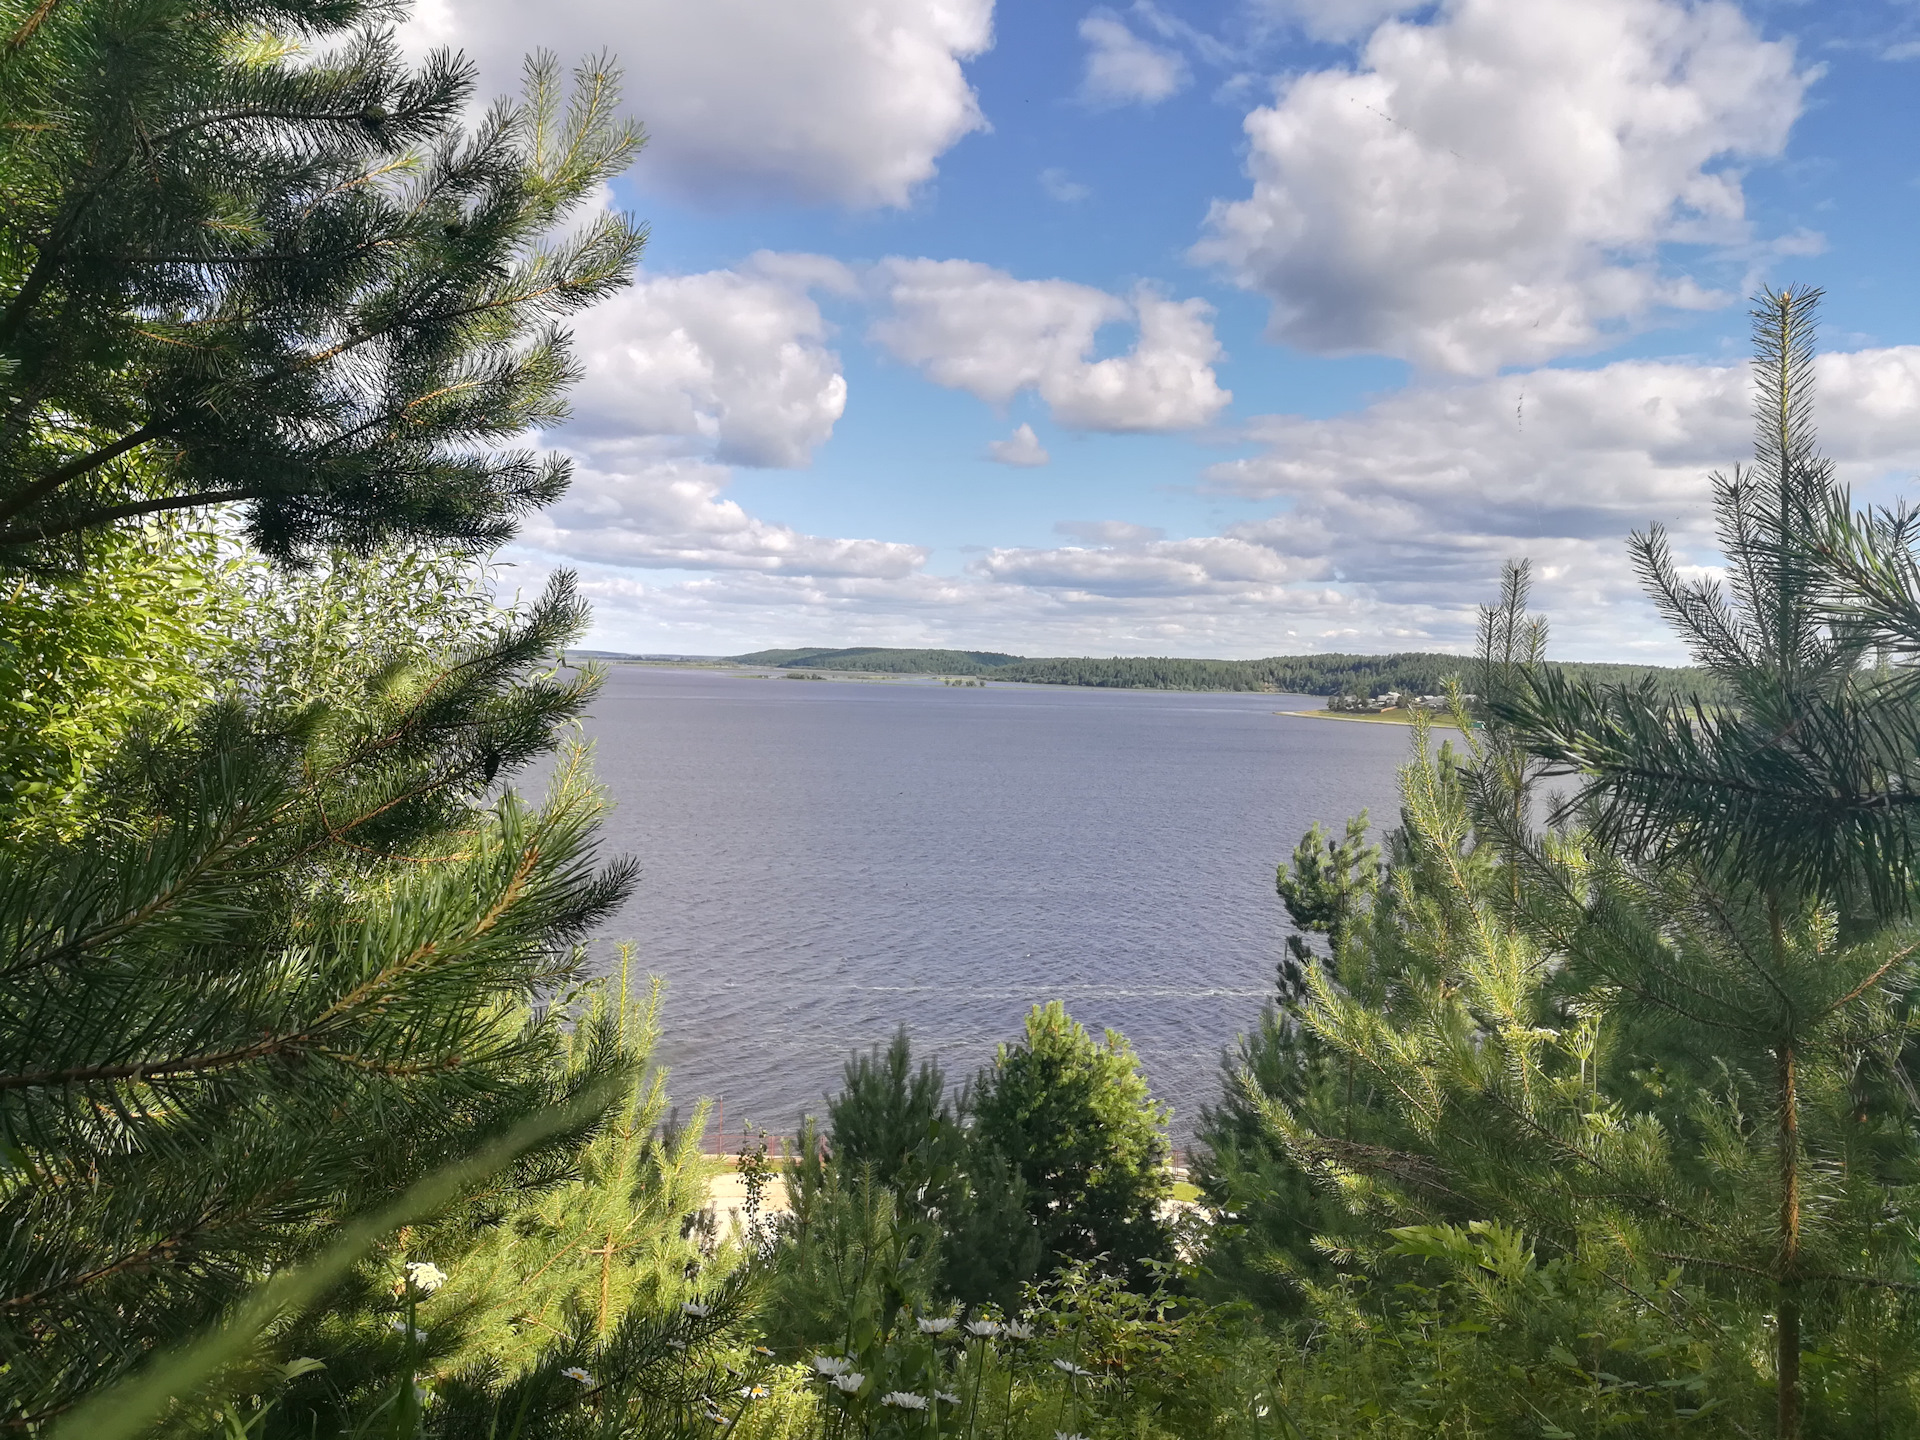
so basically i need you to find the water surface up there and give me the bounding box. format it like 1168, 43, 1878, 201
575, 667, 1413, 1144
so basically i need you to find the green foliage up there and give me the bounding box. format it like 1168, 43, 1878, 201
827, 1027, 957, 1204
0, 522, 246, 833
813, 1028, 1043, 1312
1207, 290, 1920, 1439
0, 2, 643, 564
760, 1152, 941, 1360
970, 1002, 1173, 1287
0, 567, 638, 1425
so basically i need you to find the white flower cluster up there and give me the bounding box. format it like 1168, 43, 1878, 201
881, 1391, 928, 1410
404, 1261, 447, 1294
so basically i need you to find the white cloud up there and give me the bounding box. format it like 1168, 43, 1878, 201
988, 423, 1051, 467
1079, 10, 1191, 106
975, 535, 1308, 595
568, 254, 853, 468
1194, 0, 1810, 373
871, 259, 1230, 431
526, 447, 927, 578
1193, 345, 1920, 650
403, 0, 993, 209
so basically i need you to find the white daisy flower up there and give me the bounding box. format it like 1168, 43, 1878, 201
561, 1367, 593, 1386
916, 1317, 955, 1334
936, 1391, 961, 1405
736, 1385, 770, 1400
964, 1319, 999, 1338
831, 1373, 865, 1393
404, 1261, 447, 1294
810, 1355, 851, 1376
881, 1392, 928, 1410
387, 1320, 427, 1343
752, 1344, 776, 1358
667, 1339, 688, 1351
1001, 1321, 1035, 1340
1053, 1359, 1093, 1377
682, 1301, 712, 1317
1056, 1432, 1089, 1440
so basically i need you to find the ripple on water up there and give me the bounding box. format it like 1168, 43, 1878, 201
572, 667, 1411, 1143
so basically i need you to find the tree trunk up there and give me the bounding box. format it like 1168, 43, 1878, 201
1778, 1039, 1802, 1440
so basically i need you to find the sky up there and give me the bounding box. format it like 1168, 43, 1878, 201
400, 0, 1920, 662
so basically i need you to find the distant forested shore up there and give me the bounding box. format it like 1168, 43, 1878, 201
727, 644, 1717, 699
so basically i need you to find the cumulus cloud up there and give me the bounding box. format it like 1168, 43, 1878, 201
1192, 346, 1920, 649
525, 448, 927, 578
871, 259, 1230, 431
1079, 10, 1191, 105
1194, 0, 1810, 373
975, 535, 1308, 595
988, 423, 1051, 466
567, 254, 854, 468
403, 0, 992, 208
515, 251, 930, 583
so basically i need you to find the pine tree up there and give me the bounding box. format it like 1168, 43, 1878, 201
969, 1003, 1172, 1288
1243, 290, 1920, 1438
0, 573, 646, 1426
0, 0, 642, 566
1496, 289, 1920, 1437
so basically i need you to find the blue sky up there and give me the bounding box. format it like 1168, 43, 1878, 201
405, 0, 1920, 661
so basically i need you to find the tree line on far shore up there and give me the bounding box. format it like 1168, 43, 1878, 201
729, 645, 1723, 701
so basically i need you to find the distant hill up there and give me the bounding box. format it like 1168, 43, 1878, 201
731, 646, 1025, 673
725, 646, 1718, 699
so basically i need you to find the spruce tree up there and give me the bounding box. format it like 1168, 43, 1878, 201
0, 0, 641, 566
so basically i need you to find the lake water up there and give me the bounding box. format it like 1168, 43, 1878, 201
575, 665, 1413, 1146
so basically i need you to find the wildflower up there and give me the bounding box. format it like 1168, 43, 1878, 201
1056, 1433, 1089, 1440
810, 1355, 851, 1376
936, 1391, 961, 1405
916, 1316, 955, 1335
753, 1344, 776, 1358
1256, 1406, 1271, 1418
1001, 1321, 1035, 1340
703, 1406, 726, 1425
737, 1385, 770, 1400
964, 1319, 999, 1338
561, 1367, 594, 1386
404, 1261, 447, 1294
682, 1301, 712, 1318
832, 1373, 865, 1393
1053, 1359, 1093, 1378
387, 1320, 427, 1343
667, 1339, 688, 1351
881, 1392, 928, 1410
